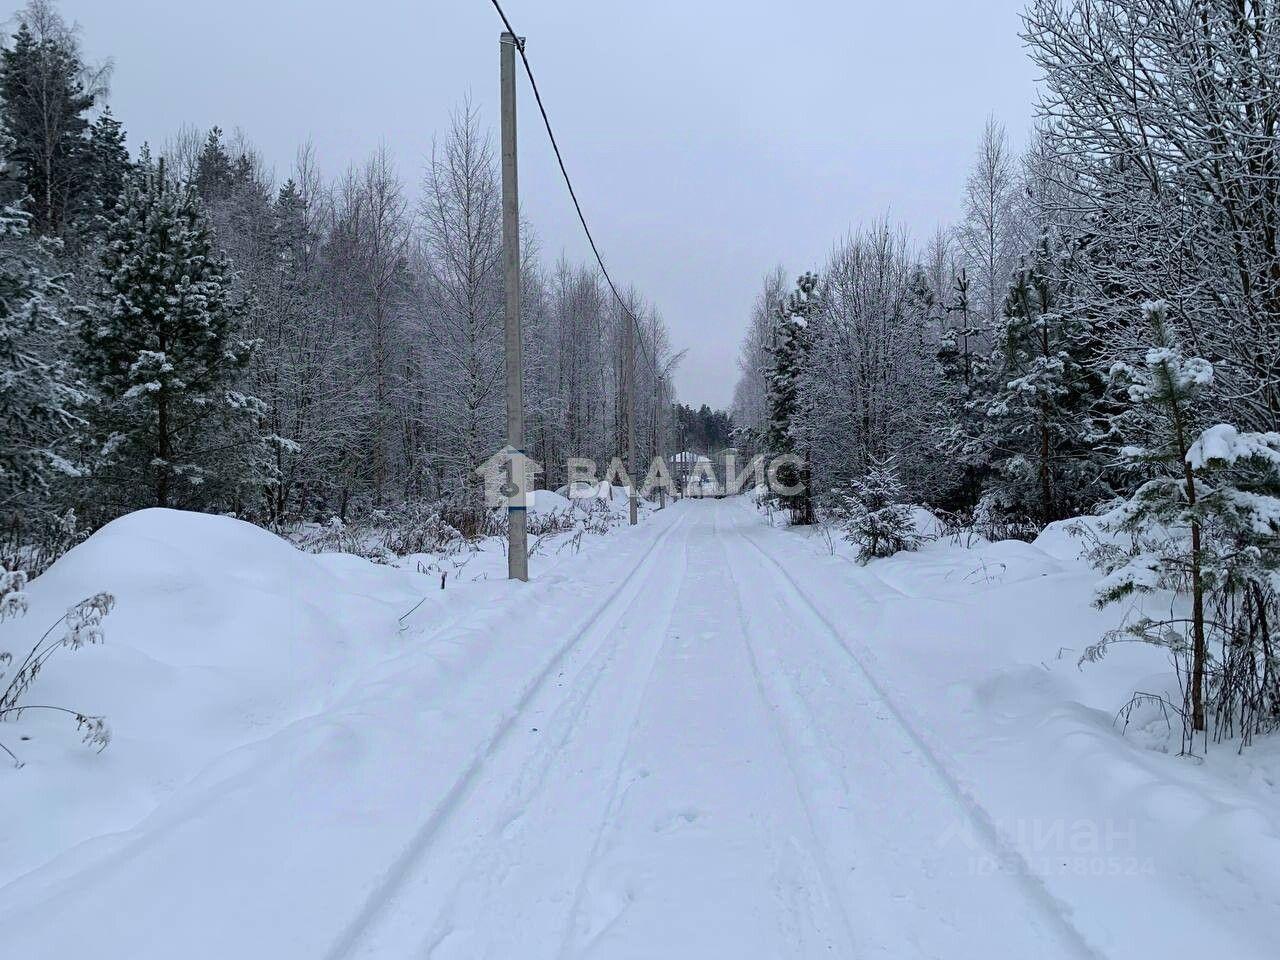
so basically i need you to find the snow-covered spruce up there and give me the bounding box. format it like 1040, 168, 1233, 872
764, 271, 819, 525
1086, 302, 1280, 748
833, 458, 920, 564
0, 106, 84, 521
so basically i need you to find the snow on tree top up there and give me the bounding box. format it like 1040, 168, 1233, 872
1186, 423, 1280, 471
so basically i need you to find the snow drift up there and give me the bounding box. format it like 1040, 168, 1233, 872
0, 501, 675, 959
780, 504, 1280, 959
0, 508, 429, 886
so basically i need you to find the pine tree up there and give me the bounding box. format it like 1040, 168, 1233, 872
898, 262, 951, 503
246, 174, 339, 523
982, 236, 1102, 525
1089, 302, 1280, 744
1088, 301, 1214, 733
0, 9, 96, 240
79, 160, 267, 513
1182, 424, 1280, 740
766, 272, 819, 524
0, 107, 83, 516
836, 458, 919, 563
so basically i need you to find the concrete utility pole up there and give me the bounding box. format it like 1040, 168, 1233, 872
500, 31, 528, 581
656, 376, 667, 510
623, 311, 638, 526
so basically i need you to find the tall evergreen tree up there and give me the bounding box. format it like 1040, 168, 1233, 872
0, 106, 82, 517
933, 268, 993, 511
79, 161, 267, 513
83, 107, 130, 228
982, 237, 1102, 524
0, 6, 97, 240
766, 271, 819, 524
193, 127, 237, 206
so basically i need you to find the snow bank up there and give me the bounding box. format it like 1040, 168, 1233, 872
557, 480, 649, 518
0, 499, 681, 959
1031, 514, 1125, 564
757, 503, 1280, 959
528, 489, 574, 514
0, 508, 428, 886
908, 505, 945, 540
564, 480, 630, 500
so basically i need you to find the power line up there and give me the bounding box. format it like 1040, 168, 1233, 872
485, 0, 660, 376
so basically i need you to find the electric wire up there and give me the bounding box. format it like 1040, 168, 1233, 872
486, 0, 660, 376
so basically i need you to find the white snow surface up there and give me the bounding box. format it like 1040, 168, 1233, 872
2, 499, 1279, 958
527, 488, 575, 514
1185, 422, 1280, 469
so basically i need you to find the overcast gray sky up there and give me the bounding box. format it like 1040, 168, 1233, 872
43, 0, 1038, 409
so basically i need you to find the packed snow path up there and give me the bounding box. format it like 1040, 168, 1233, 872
319, 501, 1074, 958
321, 501, 1093, 959
8, 499, 1279, 958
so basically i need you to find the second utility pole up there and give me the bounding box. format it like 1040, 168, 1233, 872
624, 312, 638, 525
656, 375, 666, 510
500, 31, 528, 580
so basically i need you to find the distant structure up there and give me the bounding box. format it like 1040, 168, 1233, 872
668, 448, 745, 498
670, 450, 715, 497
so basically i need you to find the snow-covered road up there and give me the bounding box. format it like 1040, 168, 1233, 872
335, 500, 1093, 959
5, 498, 1279, 958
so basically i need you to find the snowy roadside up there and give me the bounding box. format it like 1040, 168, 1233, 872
0, 494, 680, 957
746, 496, 1280, 959
280, 484, 654, 587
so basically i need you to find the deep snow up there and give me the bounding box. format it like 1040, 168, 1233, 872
2, 498, 1278, 958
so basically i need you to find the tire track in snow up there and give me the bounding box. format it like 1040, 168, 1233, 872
547, 532, 693, 960
735, 514, 1108, 960
711, 507, 863, 957
549, 504, 860, 957
415, 515, 693, 957
321, 509, 690, 960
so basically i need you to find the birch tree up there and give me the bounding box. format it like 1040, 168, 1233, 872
418, 102, 505, 509
957, 117, 1020, 334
